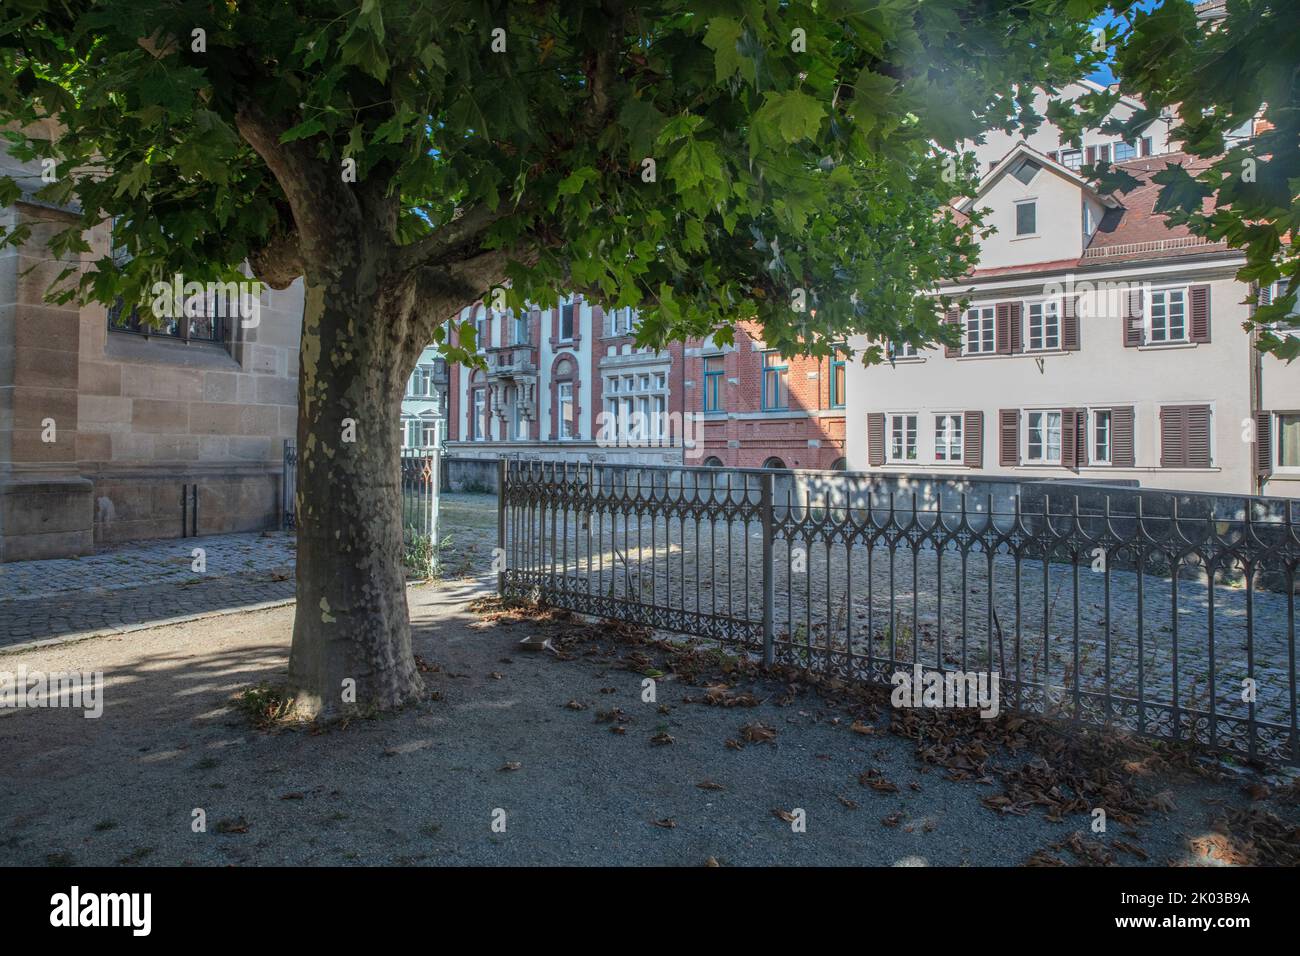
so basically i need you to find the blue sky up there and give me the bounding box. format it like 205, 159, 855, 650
1086, 0, 1175, 85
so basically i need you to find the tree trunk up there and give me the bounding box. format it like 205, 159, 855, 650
286, 260, 424, 718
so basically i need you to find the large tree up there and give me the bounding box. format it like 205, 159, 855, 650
0, 0, 1107, 716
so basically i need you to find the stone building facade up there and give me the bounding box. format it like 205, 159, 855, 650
1, 146, 302, 561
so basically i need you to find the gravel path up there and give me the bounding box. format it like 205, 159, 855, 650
1, 575, 1288, 867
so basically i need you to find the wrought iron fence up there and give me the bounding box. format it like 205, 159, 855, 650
401, 446, 441, 545
499, 459, 1300, 766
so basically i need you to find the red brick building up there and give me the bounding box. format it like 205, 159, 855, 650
682, 321, 847, 470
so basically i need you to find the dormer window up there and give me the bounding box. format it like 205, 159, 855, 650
1010, 158, 1041, 185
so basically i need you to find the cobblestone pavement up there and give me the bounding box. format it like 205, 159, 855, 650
0, 532, 295, 602
0, 493, 501, 650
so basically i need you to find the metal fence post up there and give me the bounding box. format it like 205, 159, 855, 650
761, 471, 775, 666
497, 457, 507, 597
428, 447, 440, 573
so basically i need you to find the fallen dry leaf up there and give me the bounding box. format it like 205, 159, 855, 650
859, 768, 899, 793
741, 721, 777, 744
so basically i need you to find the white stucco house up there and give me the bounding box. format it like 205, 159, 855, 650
845, 133, 1299, 497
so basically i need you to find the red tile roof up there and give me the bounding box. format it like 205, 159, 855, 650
1085, 152, 1220, 256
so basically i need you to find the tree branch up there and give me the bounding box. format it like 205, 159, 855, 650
233, 103, 364, 263
391, 202, 516, 274
248, 228, 304, 290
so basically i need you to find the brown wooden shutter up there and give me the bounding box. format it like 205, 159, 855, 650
943, 307, 960, 358
1076, 409, 1089, 466
867, 413, 885, 467
1086, 145, 1097, 166
963, 411, 983, 469
1256, 410, 1273, 476
1140, 136, 1152, 157
1186, 404, 1212, 468
1189, 284, 1212, 342
1123, 289, 1144, 347
1061, 407, 1084, 470
998, 409, 1019, 467
1160, 405, 1187, 468
1009, 302, 1023, 353
1061, 409, 1076, 469
1111, 406, 1135, 467
995, 302, 1012, 355
1062, 295, 1080, 350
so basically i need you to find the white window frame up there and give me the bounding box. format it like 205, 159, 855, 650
558, 300, 576, 342
1276, 412, 1300, 473
471, 389, 487, 441
557, 382, 575, 439
1059, 149, 1083, 170
964, 306, 996, 355
1014, 199, 1038, 238
1026, 299, 1061, 352
934, 413, 963, 463
1025, 410, 1063, 464
1147, 287, 1189, 343
1091, 408, 1112, 465
1266, 282, 1300, 339
1113, 140, 1137, 163
887, 413, 919, 463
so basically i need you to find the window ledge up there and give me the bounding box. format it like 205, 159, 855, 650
105, 331, 239, 370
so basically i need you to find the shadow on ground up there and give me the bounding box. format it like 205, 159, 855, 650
0, 575, 1295, 867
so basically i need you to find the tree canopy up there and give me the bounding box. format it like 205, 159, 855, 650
0, 0, 1115, 363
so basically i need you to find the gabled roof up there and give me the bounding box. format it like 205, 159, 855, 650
955, 141, 1120, 215
951, 149, 1234, 281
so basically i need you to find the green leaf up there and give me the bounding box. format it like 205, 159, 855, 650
702, 17, 748, 84
280, 118, 326, 143
756, 90, 826, 144
557, 167, 598, 196
113, 162, 151, 199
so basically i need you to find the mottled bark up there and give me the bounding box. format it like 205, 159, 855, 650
287, 269, 421, 716
235, 103, 515, 717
